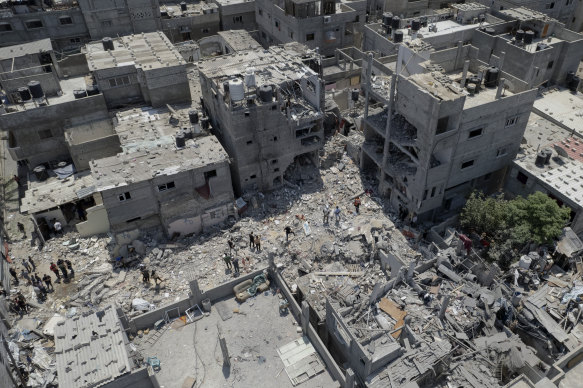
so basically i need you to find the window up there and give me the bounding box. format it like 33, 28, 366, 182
204, 170, 217, 180
274, 168, 280, 172
468, 128, 483, 138
108, 76, 130, 87
247, 140, 253, 145
516, 171, 529, 184
261, 31, 267, 39
0, 23, 12, 32
118, 192, 132, 201
436, 116, 449, 134
289, 31, 294, 39
271, 159, 278, 164
484, 173, 491, 181
157, 181, 175, 192
461, 160, 475, 169
547, 61, 554, 69
25, 20, 43, 29
496, 147, 508, 157
505, 116, 518, 127
101, 20, 112, 27
306, 33, 315, 41
546, 2, 555, 9
273, 136, 278, 141
275, 20, 280, 28
259, 9, 263, 16
70, 37, 81, 43
233, 16, 243, 23
430, 187, 436, 197
38, 129, 52, 139
201, 28, 210, 33
59, 16, 73, 25
126, 217, 141, 223
250, 174, 257, 179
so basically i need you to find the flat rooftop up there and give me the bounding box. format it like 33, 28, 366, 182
21, 171, 95, 214
85, 31, 185, 72
160, 0, 218, 17
409, 71, 462, 101
218, 30, 261, 52
0, 38, 52, 58
91, 136, 228, 190
138, 292, 339, 388
499, 7, 556, 22
534, 88, 583, 136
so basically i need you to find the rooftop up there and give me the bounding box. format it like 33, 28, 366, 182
138, 292, 338, 388
218, 30, 261, 52
0, 38, 52, 58
408, 71, 462, 101
85, 32, 185, 72
534, 88, 583, 136
91, 136, 228, 191
54, 305, 131, 388
499, 7, 557, 22
160, 0, 218, 17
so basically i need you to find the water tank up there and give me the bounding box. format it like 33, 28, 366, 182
569, 76, 580, 93
351, 88, 359, 102
28, 80, 44, 99
484, 67, 500, 88
258, 85, 273, 103
73, 89, 87, 99
535, 151, 546, 167
175, 132, 186, 148
33, 165, 49, 182
394, 30, 404, 43
411, 19, 421, 31
543, 148, 552, 164
192, 123, 202, 136
466, 83, 476, 95
484, 27, 495, 35
201, 117, 209, 130
566, 71, 575, 84
391, 16, 400, 30
228, 78, 244, 101
382, 12, 393, 27
86, 84, 99, 96
18, 87, 31, 101
524, 31, 534, 45
180, 1, 187, 11
188, 109, 199, 124
182, 127, 193, 140
468, 76, 481, 92
515, 29, 524, 41
244, 67, 256, 87
102, 37, 114, 51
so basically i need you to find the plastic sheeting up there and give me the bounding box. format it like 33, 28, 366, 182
53, 164, 75, 179
561, 285, 583, 304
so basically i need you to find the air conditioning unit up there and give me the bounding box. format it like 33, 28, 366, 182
323, 15, 331, 24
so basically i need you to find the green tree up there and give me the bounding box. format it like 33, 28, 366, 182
459, 191, 508, 238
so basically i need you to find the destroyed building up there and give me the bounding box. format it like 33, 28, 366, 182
255, 0, 367, 57
198, 45, 325, 194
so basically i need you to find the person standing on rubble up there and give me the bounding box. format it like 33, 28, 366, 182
56, 259, 68, 280
284, 226, 295, 242
142, 267, 150, 283
323, 203, 330, 224
151, 270, 162, 285
49, 262, 61, 281
65, 259, 74, 277
28, 256, 36, 271
20, 268, 31, 286
22, 258, 31, 273
353, 197, 361, 214
42, 274, 54, 291
228, 238, 235, 255
334, 205, 341, 223
223, 253, 233, 270
254, 235, 261, 252
249, 232, 255, 250
17, 222, 26, 238
233, 257, 240, 274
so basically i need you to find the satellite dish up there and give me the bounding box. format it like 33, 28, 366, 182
554, 144, 569, 158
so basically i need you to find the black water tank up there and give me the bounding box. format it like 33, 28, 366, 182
569, 76, 580, 93
566, 71, 575, 84
392, 16, 400, 30
102, 37, 114, 51
468, 76, 481, 91
258, 85, 273, 103
175, 132, 186, 148
535, 151, 546, 167
351, 88, 359, 102
18, 87, 31, 101
28, 80, 44, 99
189, 109, 199, 124
411, 19, 421, 31
543, 148, 552, 164
86, 84, 99, 96
223, 81, 230, 93
484, 27, 495, 35
180, 1, 187, 11
201, 117, 209, 130
182, 127, 193, 140
73, 89, 87, 99
515, 29, 524, 41
484, 67, 500, 88
394, 30, 404, 43
33, 165, 49, 181
382, 12, 393, 27
524, 31, 534, 45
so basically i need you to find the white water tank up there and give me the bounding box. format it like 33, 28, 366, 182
244, 67, 256, 88
228, 78, 244, 101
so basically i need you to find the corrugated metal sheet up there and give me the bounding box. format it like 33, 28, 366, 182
54, 305, 131, 388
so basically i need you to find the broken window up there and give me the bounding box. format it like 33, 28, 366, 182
25, 20, 43, 29
59, 16, 73, 25
505, 116, 518, 127
118, 192, 131, 201
204, 170, 217, 180
157, 181, 175, 192
233, 16, 243, 23
247, 140, 253, 145
306, 33, 315, 41
0, 23, 13, 32
38, 129, 53, 139
461, 160, 474, 170
468, 128, 483, 138
516, 171, 528, 184
436, 116, 449, 134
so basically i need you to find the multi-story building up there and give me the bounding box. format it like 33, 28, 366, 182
360, 44, 538, 220
255, 0, 366, 57
159, 0, 220, 42
199, 45, 325, 194
474, 0, 579, 29
213, 0, 257, 31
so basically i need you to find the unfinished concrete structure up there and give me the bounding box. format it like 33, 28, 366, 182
198, 29, 261, 57
158, 0, 220, 42
199, 45, 325, 194
90, 106, 234, 236
255, 0, 367, 57
213, 0, 257, 31
474, 0, 580, 28
84, 31, 190, 108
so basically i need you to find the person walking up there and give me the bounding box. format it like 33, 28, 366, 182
249, 232, 255, 250
57, 259, 68, 280
353, 197, 361, 214
284, 226, 295, 242
9, 267, 19, 285
228, 239, 235, 255
151, 270, 162, 285
42, 274, 53, 291
334, 205, 341, 223
34, 273, 42, 284
17, 222, 26, 237
22, 259, 31, 273
142, 267, 150, 283
28, 256, 36, 271
322, 203, 330, 224
21, 268, 31, 285
223, 253, 233, 270
254, 235, 261, 252
65, 260, 74, 277
49, 262, 61, 281
233, 257, 240, 274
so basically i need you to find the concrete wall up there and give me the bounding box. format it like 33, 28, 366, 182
161, 10, 220, 42
58, 53, 90, 78
68, 134, 121, 171
76, 201, 111, 237
102, 367, 155, 388
1, 68, 61, 99
215, 0, 257, 31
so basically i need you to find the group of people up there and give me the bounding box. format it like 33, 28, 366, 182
321, 197, 362, 225
222, 253, 252, 275
141, 268, 163, 285
49, 259, 74, 281
248, 232, 262, 252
